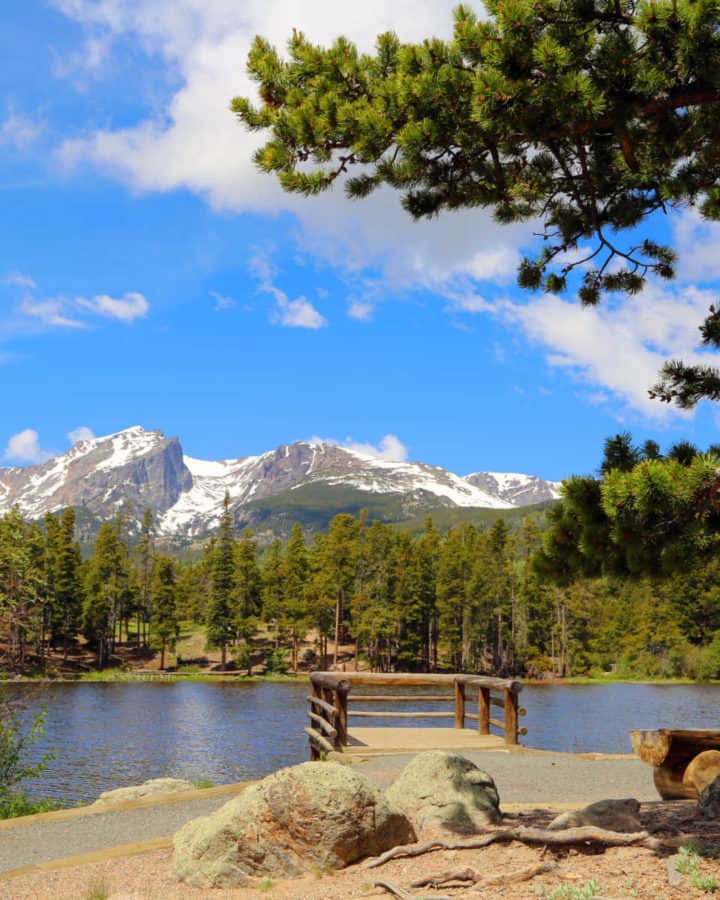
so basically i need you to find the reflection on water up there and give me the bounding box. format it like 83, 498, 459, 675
5, 680, 720, 802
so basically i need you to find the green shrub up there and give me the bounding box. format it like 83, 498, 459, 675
0, 792, 64, 819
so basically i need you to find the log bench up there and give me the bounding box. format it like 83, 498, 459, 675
630, 729, 720, 799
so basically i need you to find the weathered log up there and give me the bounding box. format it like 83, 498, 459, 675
312, 671, 520, 690
364, 826, 675, 869
304, 726, 335, 756
349, 710, 454, 718
310, 672, 351, 692
505, 687, 519, 744
490, 696, 506, 709
454, 681, 465, 729
306, 695, 338, 720
630, 729, 720, 799
307, 710, 338, 739
477, 687, 490, 735
489, 717, 506, 731
683, 749, 720, 794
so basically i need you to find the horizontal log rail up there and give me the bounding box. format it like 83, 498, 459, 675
306, 672, 526, 760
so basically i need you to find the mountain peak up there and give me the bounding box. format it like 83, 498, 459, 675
0, 428, 560, 540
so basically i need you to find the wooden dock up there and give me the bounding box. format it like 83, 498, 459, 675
345, 727, 510, 755
305, 672, 527, 759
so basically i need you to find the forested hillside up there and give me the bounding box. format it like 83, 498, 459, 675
1, 433, 720, 679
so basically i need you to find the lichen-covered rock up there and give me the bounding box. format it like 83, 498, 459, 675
385, 750, 501, 836
92, 778, 195, 806
548, 798, 642, 832
173, 761, 414, 887
699, 775, 720, 819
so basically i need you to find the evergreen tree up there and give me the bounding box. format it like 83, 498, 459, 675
135, 508, 155, 647
53, 509, 82, 662
261, 540, 284, 648
205, 494, 236, 669
234, 529, 261, 672
235, 3, 720, 405
282, 523, 309, 672
83, 523, 122, 667
151, 556, 178, 670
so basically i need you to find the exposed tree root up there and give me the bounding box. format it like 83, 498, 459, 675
364, 826, 681, 869
373, 880, 452, 900
411, 860, 559, 889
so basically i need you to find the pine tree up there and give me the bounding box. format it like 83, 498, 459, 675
83, 523, 122, 667
234, 529, 261, 673
54, 509, 82, 662
151, 556, 178, 670
234, 3, 720, 405
262, 540, 284, 648
282, 523, 309, 672
135, 508, 155, 648
205, 494, 236, 669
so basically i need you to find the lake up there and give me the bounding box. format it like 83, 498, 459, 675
5, 681, 720, 803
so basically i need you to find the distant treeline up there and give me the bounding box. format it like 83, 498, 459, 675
2, 433, 720, 679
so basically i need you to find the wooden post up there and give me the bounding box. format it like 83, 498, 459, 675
477, 687, 490, 735
335, 687, 349, 747
454, 680, 465, 729
309, 680, 322, 760
504, 687, 519, 745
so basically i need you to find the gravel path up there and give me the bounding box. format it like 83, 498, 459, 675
353, 748, 658, 804
0, 795, 231, 874
0, 750, 657, 875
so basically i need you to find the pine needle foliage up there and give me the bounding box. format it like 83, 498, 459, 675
234, 1, 720, 406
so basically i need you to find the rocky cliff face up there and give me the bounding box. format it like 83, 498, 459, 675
0, 427, 192, 521
0, 426, 561, 539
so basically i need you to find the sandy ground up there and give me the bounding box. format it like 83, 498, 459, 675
5, 803, 720, 900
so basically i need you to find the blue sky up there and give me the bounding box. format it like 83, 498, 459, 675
2, 0, 720, 481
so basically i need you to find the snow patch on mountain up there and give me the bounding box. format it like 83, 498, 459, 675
0, 426, 561, 538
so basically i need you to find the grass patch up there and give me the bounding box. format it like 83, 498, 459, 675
83, 876, 110, 900
0, 792, 65, 820
534, 880, 599, 899
191, 778, 215, 789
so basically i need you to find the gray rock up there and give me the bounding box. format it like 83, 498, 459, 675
699, 775, 720, 818
92, 777, 196, 806
384, 750, 501, 836
548, 798, 642, 832
173, 761, 414, 887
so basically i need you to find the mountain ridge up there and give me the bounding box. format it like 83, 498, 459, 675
0, 426, 562, 540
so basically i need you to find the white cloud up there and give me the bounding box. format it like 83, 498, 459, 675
276, 297, 326, 329
3, 429, 53, 465
250, 247, 327, 329
19, 295, 85, 329
76, 291, 149, 321
343, 434, 409, 462
210, 290, 235, 311
53, 1, 533, 295
347, 301, 374, 322
500, 283, 717, 417
5, 272, 37, 289
68, 425, 95, 444
673, 208, 720, 284
4, 276, 150, 331
0, 106, 44, 148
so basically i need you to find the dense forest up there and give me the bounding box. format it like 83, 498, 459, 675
2, 434, 720, 679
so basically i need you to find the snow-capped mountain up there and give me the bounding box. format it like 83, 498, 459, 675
0, 426, 561, 539
465, 472, 562, 507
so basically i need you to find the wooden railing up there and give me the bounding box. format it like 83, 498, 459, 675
306, 672, 526, 759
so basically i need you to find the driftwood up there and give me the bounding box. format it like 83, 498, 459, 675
373, 881, 451, 900
363, 826, 680, 869
411, 860, 559, 889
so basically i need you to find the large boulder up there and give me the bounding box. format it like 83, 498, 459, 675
173, 761, 414, 887
92, 778, 195, 806
699, 775, 720, 819
548, 798, 642, 832
385, 751, 501, 836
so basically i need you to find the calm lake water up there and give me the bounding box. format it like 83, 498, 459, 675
5, 681, 720, 803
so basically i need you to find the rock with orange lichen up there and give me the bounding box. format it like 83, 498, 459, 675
173, 761, 414, 887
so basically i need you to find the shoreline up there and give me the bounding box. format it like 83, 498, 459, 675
2, 672, 718, 685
